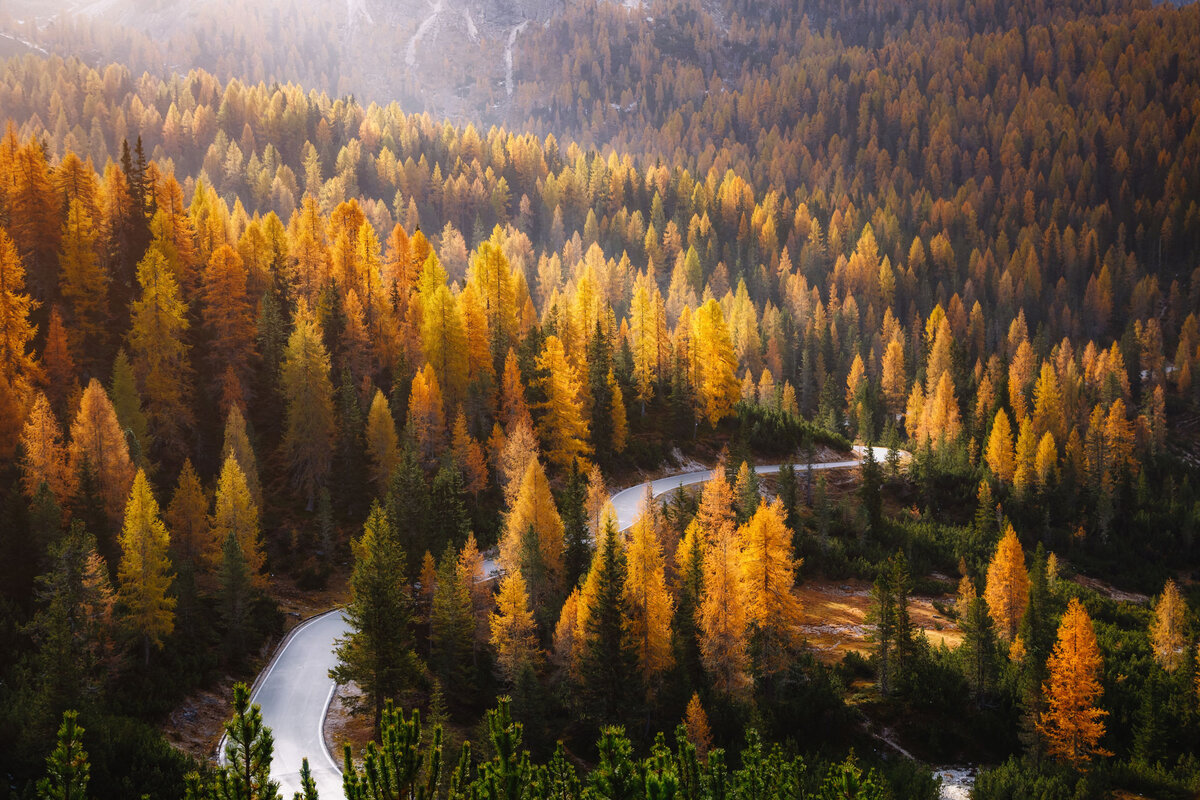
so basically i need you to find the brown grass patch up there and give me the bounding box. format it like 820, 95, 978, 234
796, 578, 962, 664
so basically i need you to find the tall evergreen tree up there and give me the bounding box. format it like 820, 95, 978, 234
578, 514, 636, 725
332, 503, 419, 732
559, 461, 591, 590
430, 544, 475, 704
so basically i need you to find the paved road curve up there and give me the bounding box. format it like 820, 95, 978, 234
243, 445, 889, 797
609, 445, 889, 531
225, 609, 349, 799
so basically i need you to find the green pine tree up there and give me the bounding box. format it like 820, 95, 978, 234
37, 710, 89, 800
559, 461, 591, 590
219, 530, 251, 664
579, 516, 636, 726
430, 544, 475, 704
332, 503, 419, 732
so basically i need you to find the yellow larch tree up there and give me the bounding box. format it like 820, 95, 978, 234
43, 307, 77, 418
129, 248, 194, 453
623, 501, 674, 688
1013, 416, 1038, 494
1035, 432, 1058, 487
1032, 362, 1066, 442
691, 298, 741, 427
20, 391, 73, 503
535, 335, 591, 470
1038, 598, 1110, 767
738, 498, 804, 676
211, 452, 266, 588
1008, 340, 1036, 421
700, 514, 749, 695
0, 227, 40, 410
697, 468, 737, 543
1150, 579, 1187, 672
450, 410, 489, 495
490, 567, 539, 684
921, 370, 962, 451
365, 388, 400, 494
881, 338, 906, 416
118, 470, 176, 662
499, 348, 532, 429
458, 531, 491, 649
501, 458, 565, 600
630, 272, 667, 412
165, 458, 213, 574
984, 524, 1030, 640
467, 239, 517, 357
608, 369, 628, 454
684, 693, 713, 757
221, 404, 261, 510
406, 364, 447, 466
985, 409, 1015, 484
281, 301, 336, 509
421, 283, 469, 410
68, 379, 135, 524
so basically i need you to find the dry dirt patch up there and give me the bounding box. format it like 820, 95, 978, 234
796, 578, 962, 663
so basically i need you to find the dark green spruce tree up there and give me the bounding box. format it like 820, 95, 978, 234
331, 503, 419, 733
429, 544, 475, 706
578, 515, 636, 727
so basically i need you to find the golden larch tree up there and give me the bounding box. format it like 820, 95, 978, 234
623, 501, 674, 688
68, 379, 135, 524
365, 388, 400, 494
467, 240, 517, 357
118, 470, 176, 662
1150, 579, 1187, 672
221, 405, 261, 509
281, 300, 336, 509
501, 458, 565, 600
700, 509, 749, 695
499, 347, 532, 429
535, 335, 591, 470
43, 307, 77, 418
129, 248, 194, 452
0, 227, 40, 408
165, 458, 212, 574
421, 283, 469, 410
1038, 598, 1110, 767
739, 498, 804, 675
211, 452, 266, 588
1035, 432, 1057, 487
984, 524, 1030, 640
691, 298, 741, 427
1013, 415, 1038, 494
406, 364, 447, 466
985, 409, 1015, 484
490, 567, 539, 684
450, 410, 488, 495
20, 391, 73, 503
881, 338, 907, 416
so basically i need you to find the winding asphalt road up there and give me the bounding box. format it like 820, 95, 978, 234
238, 445, 889, 798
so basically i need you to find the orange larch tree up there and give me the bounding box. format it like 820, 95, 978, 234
1038, 598, 1110, 768
984, 524, 1030, 641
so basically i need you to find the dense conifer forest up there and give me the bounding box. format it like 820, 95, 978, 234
2, 0, 1200, 798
